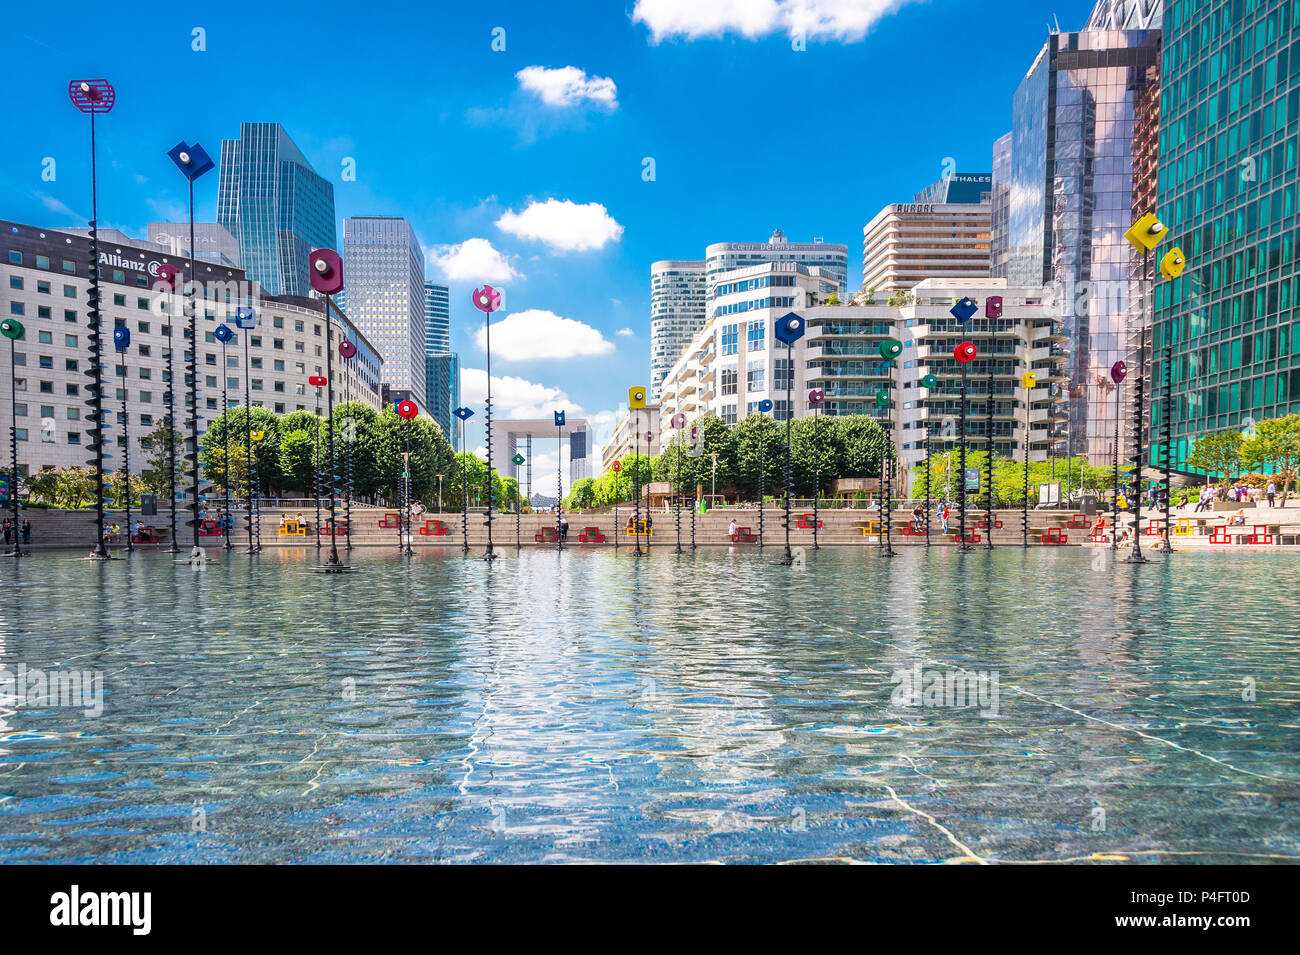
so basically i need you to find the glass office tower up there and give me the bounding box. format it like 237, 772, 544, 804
425, 353, 460, 449
424, 282, 450, 355
1000, 25, 1162, 462
216, 123, 336, 297
1155, 0, 1300, 469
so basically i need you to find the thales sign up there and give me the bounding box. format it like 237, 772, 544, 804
98, 251, 166, 276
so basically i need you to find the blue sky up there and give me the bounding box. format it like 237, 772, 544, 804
2, 0, 1096, 465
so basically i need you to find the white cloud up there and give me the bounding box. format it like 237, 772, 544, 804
616, 327, 635, 337
516, 66, 618, 109
495, 199, 624, 253
633, 0, 915, 42
33, 191, 85, 221
426, 237, 520, 283
475, 309, 615, 361
461, 369, 583, 419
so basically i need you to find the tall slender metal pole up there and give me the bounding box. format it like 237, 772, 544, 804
321, 297, 342, 567
633, 410, 643, 557
87, 107, 110, 559
882, 358, 896, 558
1112, 382, 1122, 553
757, 429, 765, 548
675, 435, 683, 554
184, 178, 202, 554
459, 420, 469, 554
7, 335, 25, 557
1022, 379, 1031, 548
119, 357, 133, 554
1126, 261, 1150, 565
984, 358, 995, 551
401, 425, 413, 557
780, 340, 795, 565
1158, 341, 1173, 553
243, 333, 255, 554
313, 387, 323, 552
811, 403, 821, 551
957, 361, 971, 552
482, 309, 497, 562
924, 418, 932, 548
220, 338, 232, 550
556, 421, 564, 550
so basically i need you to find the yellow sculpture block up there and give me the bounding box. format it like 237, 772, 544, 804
1124, 213, 1167, 253
1160, 247, 1187, 280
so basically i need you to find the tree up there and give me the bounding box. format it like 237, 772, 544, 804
1187, 430, 1244, 497
277, 430, 317, 493
1241, 414, 1300, 504
199, 406, 281, 493
139, 419, 182, 497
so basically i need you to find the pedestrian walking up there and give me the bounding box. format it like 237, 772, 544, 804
21, 519, 30, 544
1267, 480, 1276, 507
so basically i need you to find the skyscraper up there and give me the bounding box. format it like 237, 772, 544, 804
424, 282, 450, 355
861, 176, 993, 293
995, 16, 1162, 462
343, 217, 427, 404
1155, 0, 1300, 468
649, 260, 706, 403
216, 123, 335, 297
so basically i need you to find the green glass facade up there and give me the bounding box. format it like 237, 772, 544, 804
1155, 0, 1300, 469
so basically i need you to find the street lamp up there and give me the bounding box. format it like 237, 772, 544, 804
166, 140, 215, 560
774, 312, 806, 566
2, 317, 26, 557
68, 78, 115, 560
472, 285, 502, 562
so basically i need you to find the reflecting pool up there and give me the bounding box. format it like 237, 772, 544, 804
1, 546, 1298, 864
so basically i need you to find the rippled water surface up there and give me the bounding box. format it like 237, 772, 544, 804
1, 545, 1298, 864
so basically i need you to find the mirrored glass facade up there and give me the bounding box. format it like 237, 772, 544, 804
1155, 0, 1300, 468
1000, 28, 1161, 462
216, 123, 335, 298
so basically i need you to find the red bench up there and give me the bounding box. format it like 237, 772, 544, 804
796, 513, 823, 529
730, 527, 758, 543
953, 530, 980, 544
535, 527, 559, 544
131, 526, 162, 544
1066, 513, 1089, 529
901, 523, 927, 536
1143, 519, 1165, 537
197, 518, 221, 536
976, 516, 1004, 530
1247, 524, 1273, 544
418, 519, 449, 536
377, 512, 406, 529
1040, 528, 1068, 544
578, 526, 606, 544
1208, 525, 1232, 544
318, 520, 349, 535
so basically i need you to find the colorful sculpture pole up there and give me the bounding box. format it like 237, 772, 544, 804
983, 297, 1004, 551
112, 325, 134, 554
554, 410, 566, 550
336, 332, 359, 552
920, 373, 939, 548
232, 306, 258, 554
670, 412, 687, 554
213, 324, 235, 549
774, 313, 806, 566
629, 387, 648, 557
454, 406, 474, 554
807, 390, 824, 550
396, 400, 418, 557
954, 340, 979, 553
1110, 359, 1126, 552
308, 249, 347, 570
1021, 372, 1037, 548
755, 400, 772, 548
167, 141, 214, 556
1154, 243, 1186, 556
2, 318, 26, 557
878, 339, 903, 558
473, 286, 502, 561
511, 453, 524, 549
69, 79, 115, 559
311, 377, 325, 551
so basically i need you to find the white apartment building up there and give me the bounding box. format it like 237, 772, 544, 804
0, 220, 384, 475
655, 275, 1067, 472
602, 403, 661, 472
861, 201, 992, 293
